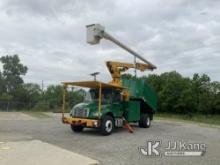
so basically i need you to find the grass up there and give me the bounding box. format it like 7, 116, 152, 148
154, 113, 220, 126
23, 111, 51, 119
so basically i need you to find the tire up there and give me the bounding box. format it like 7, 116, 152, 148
71, 125, 84, 132
139, 114, 151, 128
101, 115, 114, 135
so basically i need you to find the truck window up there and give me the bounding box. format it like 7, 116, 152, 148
89, 88, 113, 104
112, 90, 121, 102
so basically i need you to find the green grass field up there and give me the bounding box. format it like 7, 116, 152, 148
155, 113, 220, 126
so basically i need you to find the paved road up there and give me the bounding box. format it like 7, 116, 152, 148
0, 140, 98, 165
0, 113, 219, 165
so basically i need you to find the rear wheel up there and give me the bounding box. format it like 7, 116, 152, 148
71, 125, 84, 132
139, 114, 151, 128
101, 115, 114, 135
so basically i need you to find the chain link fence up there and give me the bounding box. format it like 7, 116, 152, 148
0, 100, 48, 111
0, 100, 70, 112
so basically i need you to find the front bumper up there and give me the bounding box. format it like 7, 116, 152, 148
62, 117, 99, 128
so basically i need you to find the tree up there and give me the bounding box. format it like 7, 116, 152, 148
209, 81, 220, 114
42, 85, 85, 111
44, 85, 63, 109
144, 74, 162, 92
0, 71, 5, 94
0, 55, 28, 97
22, 83, 42, 108
191, 74, 212, 114
144, 72, 220, 115
68, 88, 85, 108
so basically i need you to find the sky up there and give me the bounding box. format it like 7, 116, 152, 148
0, 0, 219, 87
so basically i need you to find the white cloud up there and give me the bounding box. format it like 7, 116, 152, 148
0, 0, 219, 86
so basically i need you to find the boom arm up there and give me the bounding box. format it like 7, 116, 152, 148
86, 24, 157, 70
106, 61, 152, 85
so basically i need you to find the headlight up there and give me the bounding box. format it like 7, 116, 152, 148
92, 111, 101, 117
93, 121, 99, 127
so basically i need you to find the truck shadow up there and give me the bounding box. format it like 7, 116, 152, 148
74, 123, 141, 136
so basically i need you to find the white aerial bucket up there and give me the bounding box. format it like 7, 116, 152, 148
86, 24, 104, 45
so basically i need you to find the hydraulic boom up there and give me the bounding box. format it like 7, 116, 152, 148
86, 24, 157, 70
106, 61, 152, 86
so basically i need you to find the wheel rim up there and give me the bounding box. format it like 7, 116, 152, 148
105, 120, 113, 132
146, 117, 150, 126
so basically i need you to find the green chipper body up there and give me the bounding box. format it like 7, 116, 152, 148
122, 77, 157, 112
122, 77, 157, 122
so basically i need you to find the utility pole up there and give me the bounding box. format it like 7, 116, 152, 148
134, 56, 137, 78
41, 80, 44, 94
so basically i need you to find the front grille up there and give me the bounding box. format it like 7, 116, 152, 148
73, 108, 89, 118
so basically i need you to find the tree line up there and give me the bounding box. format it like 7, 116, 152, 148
146, 72, 220, 115
123, 71, 220, 115
0, 55, 84, 111
0, 55, 219, 115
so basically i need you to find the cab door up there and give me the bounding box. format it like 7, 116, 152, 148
110, 90, 124, 117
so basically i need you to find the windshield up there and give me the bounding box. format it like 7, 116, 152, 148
84, 88, 121, 104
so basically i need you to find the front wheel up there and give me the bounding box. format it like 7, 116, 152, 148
71, 125, 84, 132
101, 115, 114, 135
139, 114, 151, 128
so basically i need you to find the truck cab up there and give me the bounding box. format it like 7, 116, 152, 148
70, 88, 123, 120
